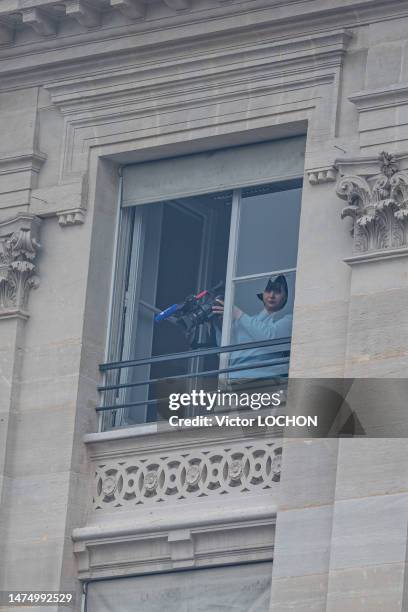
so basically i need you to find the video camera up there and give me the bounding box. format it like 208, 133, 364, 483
155, 281, 224, 346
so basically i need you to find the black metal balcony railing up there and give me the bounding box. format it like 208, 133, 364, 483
97, 337, 291, 413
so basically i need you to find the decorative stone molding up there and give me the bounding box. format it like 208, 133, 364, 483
73, 511, 276, 578
0, 0, 400, 49
29, 178, 88, 227
336, 152, 408, 254
163, 0, 191, 9
78, 429, 279, 578
41, 29, 350, 182
0, 151, 46, 177
349, 84, 408, 153
0, 23, 13, 45
0, 214, 41, 318
93, 441, 281, 510
349, 84, 408, 114
21, 8, 57, 36
57, 208, 85, 226
344, 246, 408, 266
65, 0, 100, 27
307, 165, 338, 185
168, 529, 194, 568
0, 150, 47, 211
110, 0, 146, 19
0, 0, 264, 44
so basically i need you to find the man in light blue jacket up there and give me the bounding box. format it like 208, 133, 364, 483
213, 275, 292, 379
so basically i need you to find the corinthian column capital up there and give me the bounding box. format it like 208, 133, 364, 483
336, 151, 408, 255
0, 214, 42, 319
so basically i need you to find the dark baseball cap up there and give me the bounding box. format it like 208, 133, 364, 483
257, 274, 288, 308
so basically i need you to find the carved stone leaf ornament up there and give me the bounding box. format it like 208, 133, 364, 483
336, 152, 408, 253
0, 215, 41, 316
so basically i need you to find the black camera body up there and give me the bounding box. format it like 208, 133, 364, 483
155, 281, 224, 346
176, 286, 223, 335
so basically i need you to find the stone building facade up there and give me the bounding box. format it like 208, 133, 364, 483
1, 0, 408, 610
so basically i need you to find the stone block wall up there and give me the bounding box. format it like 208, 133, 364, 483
0, 1, 408, 610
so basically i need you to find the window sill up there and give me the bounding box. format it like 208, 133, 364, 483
84, 422, 158, 444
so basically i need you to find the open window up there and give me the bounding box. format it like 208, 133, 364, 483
101, 137, 305, 429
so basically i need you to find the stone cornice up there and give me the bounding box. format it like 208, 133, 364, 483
0, 25, 350, 225
349, 83, 408, 112
73, 503, 276, 543
0, 150, 47, 175
0, 150, 47, 211
0, 22, 353, 88
344, 246, 408, 265
84, 420, 280, 461
73, 506, 276, 579
0, 0, 406, 84
335, 152, 408, 177
348, 83, 408, 152
43, 30, 350, 114
37, 27, 348, 183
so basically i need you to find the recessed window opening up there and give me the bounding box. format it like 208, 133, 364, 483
100, 139, 305, 430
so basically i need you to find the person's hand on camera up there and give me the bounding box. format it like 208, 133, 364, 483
212, 298, 224, 315
212, 299, 243, 321
232, 306, 243, 320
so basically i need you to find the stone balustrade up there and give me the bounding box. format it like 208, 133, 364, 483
73, 424, 280, 578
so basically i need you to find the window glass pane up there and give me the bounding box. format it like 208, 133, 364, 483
104, 192, 232, 428
236, 185, 302, 277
